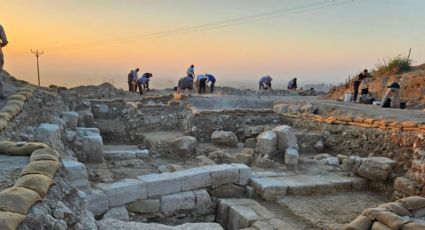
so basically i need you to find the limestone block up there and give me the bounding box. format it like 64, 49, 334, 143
138, 172, 181, 197
62, 159, 90, 193
255, 131, 277, 156
285, 148, 299, 166
249, 177, 288, 201
61, 111, 79, 129
193, 189, 214, 215
228, 205, 258, 230
78, 110, 95, 127
97, 179, 147, 207
211, 131, 239, 147
273, 104, 289, 114
36, 123, 62, 150
319, 156, 340, 166
96, 219, 224, 230
135, 149, 149, 158
127, 199, 160, 214
357, 157, 396, 181
202, 164, 239, 187
77, 128, 104, 163
244, 138, 257, 149
216, 199, 258, 228
87, 189, 109, 216
160, 191, 195, 215
102, 206, 129, 221
174, 167, 212, 191
231, 163, 252, 185
394, 177, 418, 196
170, 136, 197, 155
103, 150, 136, 160
272, 125, 298, 151
76, 101, 91, 111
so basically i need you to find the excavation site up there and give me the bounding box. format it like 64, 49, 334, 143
0, 70, 424, 230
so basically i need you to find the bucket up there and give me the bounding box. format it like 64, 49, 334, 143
344, 93, 352, 102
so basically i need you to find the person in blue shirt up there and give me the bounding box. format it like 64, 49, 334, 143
196, 74, 208, 94
205, 74, 216, 93
259, 75, 272, 91
137, 73, 152, 95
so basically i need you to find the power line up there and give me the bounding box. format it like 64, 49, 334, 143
43, 0, 354, 51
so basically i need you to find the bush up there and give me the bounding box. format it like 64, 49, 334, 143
375, 55, 412, 74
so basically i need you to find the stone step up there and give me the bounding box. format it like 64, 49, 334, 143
103, 145, 149, 160
249, 174, 367, 201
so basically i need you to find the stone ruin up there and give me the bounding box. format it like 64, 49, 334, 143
0, 83, 424, 230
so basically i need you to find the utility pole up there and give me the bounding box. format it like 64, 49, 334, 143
31, 49, 44, 86
407, 48, 412, 62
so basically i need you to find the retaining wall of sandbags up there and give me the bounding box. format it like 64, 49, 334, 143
0, 141, 61, 230
0, 87, 36, 132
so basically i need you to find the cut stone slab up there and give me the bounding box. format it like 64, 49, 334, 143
138, 172, 182, 197
96, 219, 224, 230
102, 206, 129, 221
61, 111, 79, 129
87, 189, 109, 216
193, 189, 214, 215
272, 125, 298, 151
202, 164, 239, 187
160, 191, 195, 215
103, 150, 136, 160
174, 167, 212, 191
255, 131, 277, 156
96, 179, 147, 207
62, 159, 90, 193
127, 199, 160, 214
357, 157, 396, 181
249, 177, 288, 201
231, 163, 252, 185
78, 128, 104, 163
35, 123, 63, 150
211, 131, 239, 147
228, 205, 259, 230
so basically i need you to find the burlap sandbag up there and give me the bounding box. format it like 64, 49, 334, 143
378, 202, 412, 217
0, 141, 48, 156
14, 174, 53, 197
0, 119, 7, 130
344, 215, 373, 230
7, 99, 25, 108
363, 118, 375, 124
412, 207, 425, 218
0, 211, 26, 230
371, 221, 392, 230
20, 160, 60, 179
0, 112, 13, 121
0, 187, 41, 214
15, 91, 32, 99
401, 121, 418, 128
362, 208, 388, 219
400, 196, 425, 211
373, 211, 411, 229
30, 149, 60, 162
0, 104, 21, 116
339, 116, 353, 122
7, 94, 27, 101
401, 222, 425, 230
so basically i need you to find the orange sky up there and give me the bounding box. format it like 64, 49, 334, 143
2, 0, 424, 89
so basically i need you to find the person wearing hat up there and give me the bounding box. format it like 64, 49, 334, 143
381, 81, 400, 108
0, 24, 8, 99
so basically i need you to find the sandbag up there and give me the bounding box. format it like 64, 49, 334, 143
0, 104, 21, 116
344, 215, 373, 230
400, 196, 425, 211
362, 208, 388, 220
0, 187, 41, 214
6, 99, 25, 108
339, 116, 353, 122
31, 148, 61, 160
371, 221, 392, 230
401, 121, 418, 128
0, 119, 7, 131
374, 211, 410, 229
354, 117, 364, 123
378, 202, 412, 217
20, 160, 60, 179
363, 118, 375, 124
0, 141, 48, 156
14, 174, 53, 197
0, 211, 26, 230
15, 91, 32, 99
401, 222, 425, 230
7, 94, 26, 101
0, 112, 13, 121
412, 207, 425, 218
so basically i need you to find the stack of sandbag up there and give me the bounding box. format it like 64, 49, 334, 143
0, 87, 35, 131
0, 141, 61, 230
344, 196, 425, 230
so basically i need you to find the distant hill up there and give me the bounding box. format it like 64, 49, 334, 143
326, 64, 425, 109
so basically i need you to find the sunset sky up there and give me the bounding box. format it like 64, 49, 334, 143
2, 0, 424, 89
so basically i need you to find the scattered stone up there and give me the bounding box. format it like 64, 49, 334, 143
285, 148, 299, 166
244, 138, 257, 149
160, 191, 195, 215
255, 131, 277, 156
170, 136, 197, 155
319, 156, 340, 166
211, 131, 239, 147
128, 199, 160, 214
135, 149, 150, 158
197, 155, 216, 166
314, 140, 325, 151
35, 123, 63, 150
357, 157, 396, 181
62, 159, 90, 193
273, 104, 289, 114
102, 206, 129, 221
87, 189, 109, 216
193, 189, 214, 215
61, 111, 79, 129
235, 148, 254, 165
272, 125, 298, 151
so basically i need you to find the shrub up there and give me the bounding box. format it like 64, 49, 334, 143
375, 55, 412, 74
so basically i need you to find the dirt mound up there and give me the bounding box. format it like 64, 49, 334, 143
69, 82, 126, 99
326, 64, 425, 109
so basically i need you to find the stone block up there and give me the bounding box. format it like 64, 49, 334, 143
394, 177, 418, 196
231, 163, 252, 185
135, 149, 149, 158
97, 179, 147, 207
160, 191, 195, 215
138, 172, 181, 197
170, 136, 197, 155
193, 189, 214, 215
103, 150, 136, 160
272, 125, 298, 151
62, 159, 90, 193
102, 206, 129, 221
255, 131, 277, 156
211, 131, 239, 147
249, 177, 288, 201
285, 148, 299, 166
358, 157, 396, 181
61, 111, 79, 129
87, 189, 109, 216
127, 199, 160, 214
174, 167, 212, 191
216, 199, 258, 228
245, 138, 257, 149
36, 123, 62, 150
228, 205, 258, 230
82, 135, 104, 163
78, 110, 95, 127
202, 164, 239, 187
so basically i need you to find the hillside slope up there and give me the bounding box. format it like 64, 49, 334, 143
326, 64, 425, 109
